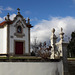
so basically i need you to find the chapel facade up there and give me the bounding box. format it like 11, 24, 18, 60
0, 8, 33, 56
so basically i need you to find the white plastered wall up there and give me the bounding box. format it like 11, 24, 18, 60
9, 17, 29, 54
0, 60, 63, 75
0, 25, 7, 54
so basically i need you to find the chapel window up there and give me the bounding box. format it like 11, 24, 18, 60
17, 26, 22, 33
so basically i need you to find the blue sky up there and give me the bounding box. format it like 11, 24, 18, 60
0, 0, 75, 43
0, 0, 75, 25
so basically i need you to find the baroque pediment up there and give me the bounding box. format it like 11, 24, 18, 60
14, 20, 25, 28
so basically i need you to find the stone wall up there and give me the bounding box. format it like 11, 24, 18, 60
0, 60, 63, 75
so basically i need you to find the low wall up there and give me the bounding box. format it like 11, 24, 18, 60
0, 60, 63, 75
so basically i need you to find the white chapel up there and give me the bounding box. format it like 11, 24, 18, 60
0, 8, 33, 56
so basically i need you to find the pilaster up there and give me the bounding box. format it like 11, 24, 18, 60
59, 28, 69, 75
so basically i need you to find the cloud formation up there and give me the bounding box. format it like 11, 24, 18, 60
10, 14, 16, 20
73, 0, 75, 3
31, 16, 75, 44
0, 17, 3, 22
31, 17, 38, 21
0, 14, 75, 44
0, 10, 2, 13
5, 7, 14, 11
0, 14, 16, 22
25, 10, 31, 15
0, 6, 14, 13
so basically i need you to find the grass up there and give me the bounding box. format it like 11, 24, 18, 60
0, 57, 8, 59
67, 58, 75, 61
9, 56, 41, 59
0, 56, 41, 60
1, 56, 75, 60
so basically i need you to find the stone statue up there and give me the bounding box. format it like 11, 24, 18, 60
52, 28, 55, 34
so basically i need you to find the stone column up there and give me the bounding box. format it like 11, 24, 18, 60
59, 28, 69, 75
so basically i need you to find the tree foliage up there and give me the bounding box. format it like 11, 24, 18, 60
67, 31, 75, 57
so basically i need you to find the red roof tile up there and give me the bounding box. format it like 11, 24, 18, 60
0, 21, 6, 26
0, 21, 13, 26
27, 24, 33, 28
0, 20, 33, 28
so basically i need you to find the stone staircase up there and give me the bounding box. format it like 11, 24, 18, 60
68, 60, 75, 75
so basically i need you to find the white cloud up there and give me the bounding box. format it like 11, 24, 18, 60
0, 6, 14, 14
0, 6, 3, 13
0, 10, 2, 13
73, 0, 75, 3
10, 14, 16, 20
31, 17, 38, 21
5, 7, 14, 11
0, 14, 16, 23
0, 6, 3, 10
0, 17, 4, 22
31, 16, 75, 44
25, 11, 31, 15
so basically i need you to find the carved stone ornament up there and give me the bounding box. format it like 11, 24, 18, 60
14, 33, 25, 38
14, 20, 25, 38
14, 20, 25, 28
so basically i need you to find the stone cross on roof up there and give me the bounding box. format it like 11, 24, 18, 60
17, 8, 20, 12
17, 8, 20, 15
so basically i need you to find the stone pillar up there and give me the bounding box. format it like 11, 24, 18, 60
50, 28, 57, 59
28, 28, 30, 54
62, 43, 68, 75
59, 28, 69, 75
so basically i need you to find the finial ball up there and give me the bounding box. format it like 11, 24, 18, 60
17, 8, 20, 11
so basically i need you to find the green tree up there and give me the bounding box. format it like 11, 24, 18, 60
67, 31, 75, 57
